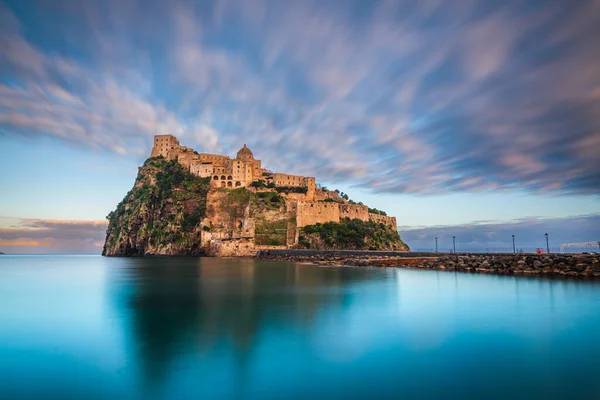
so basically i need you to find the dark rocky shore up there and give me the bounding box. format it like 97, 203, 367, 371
256, 250, 600, 278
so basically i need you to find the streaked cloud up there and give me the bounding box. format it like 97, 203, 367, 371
1, 0, 599, 194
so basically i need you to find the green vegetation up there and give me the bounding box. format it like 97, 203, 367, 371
250, 180, 267, 188
274, 186, 308, 194
104, 157, 211, 255
298, 218, 407, 250
255, 219, 288, 246
224, 188, 251, 221
255, 191, 284, 205
368, 207, 387, 216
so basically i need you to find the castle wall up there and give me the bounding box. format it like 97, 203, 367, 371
314, 189, 344, 202
176, 149, 198, 168
340, 204, 369, 221
296, 201, 340, 227
275, 173, 306, 187
190, 161, 213, 178
200, 153, 230, 165
368, 213, 397, 228
281, 192, 310, 201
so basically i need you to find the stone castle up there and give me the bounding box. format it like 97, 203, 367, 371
150, 134, 397, 255
151, 134, 315, 192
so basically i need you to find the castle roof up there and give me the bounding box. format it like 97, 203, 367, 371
236, 144, 254, 160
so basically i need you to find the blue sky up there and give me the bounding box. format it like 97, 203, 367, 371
0, 0, 599, 253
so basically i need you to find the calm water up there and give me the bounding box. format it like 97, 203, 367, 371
1, 256, 600, 399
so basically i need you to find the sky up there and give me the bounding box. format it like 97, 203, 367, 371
0, 0, 599, 254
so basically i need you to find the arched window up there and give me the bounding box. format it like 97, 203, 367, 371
221, 181, 226, 187
235, 181, 241, 187
221, 175, 226, 180
213, 175, 218, 180
227, 181, 233, 187
227, 175, 233, 180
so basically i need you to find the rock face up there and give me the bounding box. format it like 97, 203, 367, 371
103, 157, 409, 257
102, 158, 210, 256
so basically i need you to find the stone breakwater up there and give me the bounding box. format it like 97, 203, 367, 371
256, 250, 600, 278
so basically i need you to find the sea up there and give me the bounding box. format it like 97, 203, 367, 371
1, 255, 600, 399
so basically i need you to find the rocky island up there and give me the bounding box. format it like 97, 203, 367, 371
102, 135, 408, 257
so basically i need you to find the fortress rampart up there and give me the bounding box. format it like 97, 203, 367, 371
340, 204, 369, 221
295, 201, 396, 229
369, 213, 397, 227
296, 201, 340, 227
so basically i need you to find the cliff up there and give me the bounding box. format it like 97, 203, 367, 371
103, 157, 210, 256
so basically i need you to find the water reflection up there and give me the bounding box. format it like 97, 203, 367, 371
3, 256, 600, 399
116, 258, 389, 397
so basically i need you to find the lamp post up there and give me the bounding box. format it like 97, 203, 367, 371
453, 236, 456, 253
512, 234, 515, 254
545, 233, 549, 254
435, 237, 438, 253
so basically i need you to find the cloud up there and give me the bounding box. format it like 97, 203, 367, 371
399, 213, 600, 252
1, 0, 599, 195
0, 218, 107, 254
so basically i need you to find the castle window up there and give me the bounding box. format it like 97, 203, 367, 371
235, 181, 241, 187
221, 181, 226, 187
227, 181, 232, 187
227, 175, 232, 180
221, 175, 226, 180
213, 176, 218, 180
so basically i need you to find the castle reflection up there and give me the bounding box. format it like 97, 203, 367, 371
116, 257, 379, 393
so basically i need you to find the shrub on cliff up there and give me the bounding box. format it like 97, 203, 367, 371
250, 180, 267, 188
368, 207, 387, 216
256, 191, 284, 204
274, 186, 308, 194
224, 188, 251, 221
299, 218, 408, 251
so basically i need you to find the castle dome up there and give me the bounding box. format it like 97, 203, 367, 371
236, 144, 254, 161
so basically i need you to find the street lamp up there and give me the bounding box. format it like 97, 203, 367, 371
545, 233, 549, 254
512, 234, 515, 254
453, 236, 456, 253
435, 237, 438, 253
